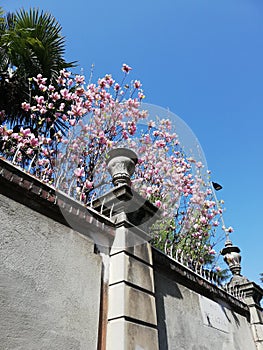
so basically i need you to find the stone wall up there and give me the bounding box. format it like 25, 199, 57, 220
0, 193, 102, 350
0, 158, 262, 350
154, 258, 257, 350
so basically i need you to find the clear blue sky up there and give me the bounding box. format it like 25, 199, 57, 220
3, 0, 263, 284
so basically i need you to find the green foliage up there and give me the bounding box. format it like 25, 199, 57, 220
0, 8, 76, 127
151, 218, 230, 281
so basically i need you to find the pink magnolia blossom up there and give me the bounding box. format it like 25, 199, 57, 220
122, 63, 132, 73
134, 80, 141, 89
75, 75, 85, 84
84, 180, 93, 189
155, 200, 162, 208
69, 119, 76, 126
0, 65, 231, 272
74, 168, 85, 177
30, 138, 39, 147
21, 102, 31, 111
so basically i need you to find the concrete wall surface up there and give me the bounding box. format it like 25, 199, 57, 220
0, 193, 102, 350
155, 271, 257, 350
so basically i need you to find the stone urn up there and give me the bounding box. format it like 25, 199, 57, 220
221, 239, 241, 276
106, 148, 138, 187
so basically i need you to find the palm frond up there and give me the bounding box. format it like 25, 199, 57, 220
0, 7, 77, 129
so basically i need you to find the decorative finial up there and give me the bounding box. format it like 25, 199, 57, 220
221, 240, 242, 277
106, 148, 138, 187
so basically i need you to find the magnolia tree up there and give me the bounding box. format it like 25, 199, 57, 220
0, 64, 233, 276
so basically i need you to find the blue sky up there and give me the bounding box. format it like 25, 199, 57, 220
3, 0, 263, 284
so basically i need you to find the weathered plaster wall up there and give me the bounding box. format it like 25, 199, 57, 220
0, 193, 102, 350
155, 270, 257, 350
0, 159, 261, 350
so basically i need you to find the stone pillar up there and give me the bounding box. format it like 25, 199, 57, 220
238, 282, 263, 350
221, 240, 263, 349
107, 224, 159, 350
94, 148, 160, 350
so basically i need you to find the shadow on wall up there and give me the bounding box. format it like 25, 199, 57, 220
218, 301, 241, 328
154, 271, 183, 350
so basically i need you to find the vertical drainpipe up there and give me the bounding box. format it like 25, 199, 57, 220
97, 250, 110, 350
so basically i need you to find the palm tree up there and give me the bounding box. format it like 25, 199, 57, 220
0, 8, 76, 127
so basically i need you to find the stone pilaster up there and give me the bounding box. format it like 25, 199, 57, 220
107, 224, 159, 350
238, 281, 263, 350
93, 148, 160, 350
221, 239, 263, 349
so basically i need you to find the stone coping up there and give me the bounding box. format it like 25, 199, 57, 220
152, 247, 250, 320
0, 157, 115, 243
90, 183, 160, 226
